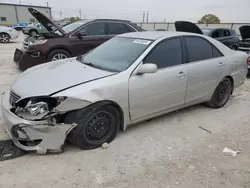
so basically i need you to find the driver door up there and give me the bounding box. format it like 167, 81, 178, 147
129, 38, 188, 121
69, 22, 108, 56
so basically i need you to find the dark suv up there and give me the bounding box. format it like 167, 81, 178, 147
201, 28, 239, 50
14, 8, 144, 71
174, 21, 240, 50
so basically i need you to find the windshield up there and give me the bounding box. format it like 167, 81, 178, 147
61, 21, 86, 33
78, 37, 152, 72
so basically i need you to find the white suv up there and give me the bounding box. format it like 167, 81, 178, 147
0, 26, 19, 43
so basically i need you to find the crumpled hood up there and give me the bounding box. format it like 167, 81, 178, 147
11, 58, 115, 98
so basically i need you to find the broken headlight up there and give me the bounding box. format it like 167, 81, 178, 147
15, 96, 67, 117
25, 101, 49, 116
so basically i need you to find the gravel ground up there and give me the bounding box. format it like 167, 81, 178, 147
0, 34, 250, 188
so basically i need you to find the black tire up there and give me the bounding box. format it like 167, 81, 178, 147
29, 29, 38, 37
231, 45, 238, 51
65, 103, 120, 149
0, 33, 10, 43
206, 78, 232, 108
47, 49, 71, 62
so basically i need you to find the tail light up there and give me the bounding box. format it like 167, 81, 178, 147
247, 57, 250, 64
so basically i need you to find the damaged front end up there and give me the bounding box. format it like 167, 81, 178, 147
1, 91, 91, 154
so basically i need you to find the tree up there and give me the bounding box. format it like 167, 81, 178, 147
198, 14, 220, 24
69, 17, 81, 22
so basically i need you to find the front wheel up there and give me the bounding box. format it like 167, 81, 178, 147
47, 49, 71, 62
0, 33, 10, 43
206, 78, 232, 108
65, 104, 120, 149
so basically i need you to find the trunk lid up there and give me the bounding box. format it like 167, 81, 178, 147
175, 21, 203, 34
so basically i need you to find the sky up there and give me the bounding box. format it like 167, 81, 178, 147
1, 0, 250, 22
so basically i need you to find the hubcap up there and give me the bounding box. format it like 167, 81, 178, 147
52, 54, 68, 61
85, 112, 112, 142
0, 34, 9, 43
216, 81, 231, 105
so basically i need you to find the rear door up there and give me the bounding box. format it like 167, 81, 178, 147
107, 22, 133, 39
69, 21, 108, 56
183, 36, 225, 105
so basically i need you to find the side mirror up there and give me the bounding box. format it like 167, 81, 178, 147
76, 31, 87, 38
136, 63, 157, 75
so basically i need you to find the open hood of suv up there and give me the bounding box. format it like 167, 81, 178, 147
175, 21, 203, 34
28, 8, 65, 35
239, 26, 250, 40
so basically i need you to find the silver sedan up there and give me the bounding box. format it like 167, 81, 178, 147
1, 31, 248, 154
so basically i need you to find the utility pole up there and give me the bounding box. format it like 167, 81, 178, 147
19, 0, 21, 4
79, 9, 82, 19
142, 11, 145, 23
60, 10, 62, 19
146, 11, 149, 23
46, 2, 49, 7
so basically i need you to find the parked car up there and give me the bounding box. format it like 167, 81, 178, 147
22, 23, 49, 36
238, 25, 250, 53
0, 26, 19, 43
175, 21, 240, 50
2, 31, 248, 154
13, 8, 144, 71
12, 22, 35, 31
156, 29, 167, 31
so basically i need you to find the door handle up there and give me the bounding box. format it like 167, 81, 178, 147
218, 62, 224, 67
176, 71, 186, 77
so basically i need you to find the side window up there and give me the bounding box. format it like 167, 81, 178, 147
212, 46, 223, 58
124, 24, 136, 32
81, 22, 105, 36
211, 30, 221, 38
185, 37, 213, 62
107, 22, 128, 35
0, 17, 7, 21
144, 38, 183, 69
222, 29, 230, 37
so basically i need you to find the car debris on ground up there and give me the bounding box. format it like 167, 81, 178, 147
222, 147, 241, 157
0, 140, 27, 161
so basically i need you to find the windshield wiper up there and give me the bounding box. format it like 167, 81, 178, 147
76, 56, 119, 72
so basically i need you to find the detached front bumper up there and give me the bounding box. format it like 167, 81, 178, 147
1, 91, 77, 154
13, 48, 46, 71
9, 31, 19, 40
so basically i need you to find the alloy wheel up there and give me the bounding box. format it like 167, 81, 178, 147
0, 34, 10, 43
51, 53, 68, 61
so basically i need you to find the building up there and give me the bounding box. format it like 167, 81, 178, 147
0, 3, 51, 26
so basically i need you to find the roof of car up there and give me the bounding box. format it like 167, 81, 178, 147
201, 28, 234, 31
119, 31, 202, 40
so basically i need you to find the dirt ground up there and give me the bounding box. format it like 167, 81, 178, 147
0, 34, 250, 188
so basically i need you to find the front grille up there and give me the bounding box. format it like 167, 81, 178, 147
239, 42, 250, 48
9, 91, 21, 106
22, 37, 29, 50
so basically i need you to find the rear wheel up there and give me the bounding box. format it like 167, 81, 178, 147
0, 33, 10, 43
65, 104, 120, 149
206, 78, 232, 108
47, 49, 71, 62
